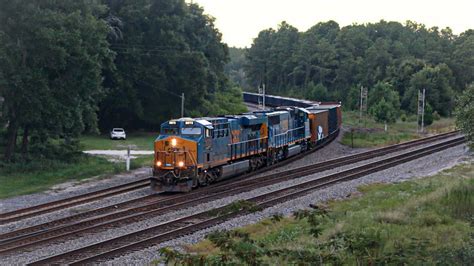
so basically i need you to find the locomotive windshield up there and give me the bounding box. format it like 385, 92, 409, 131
181, 127, 202, 136
160, 128, 178, 135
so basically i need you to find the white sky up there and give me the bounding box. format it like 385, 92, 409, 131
190, 0, 474, 48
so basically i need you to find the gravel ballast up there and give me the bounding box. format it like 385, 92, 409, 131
1, 140, 469, 265
106, 144, 470, 265
0, 167, 152, 213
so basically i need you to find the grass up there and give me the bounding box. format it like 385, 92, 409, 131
0, 131, 156, 199
0, 156, 120, 199
79, 132, 157, 151
183, 161, 474, 264
341, 111, 456, 148
0, 155, 154, 199
0, 154, 153, 199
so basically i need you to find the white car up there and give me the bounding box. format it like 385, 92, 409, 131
110, 128, 126, 140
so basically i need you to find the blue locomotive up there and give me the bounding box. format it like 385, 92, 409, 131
151, 93, 341, 192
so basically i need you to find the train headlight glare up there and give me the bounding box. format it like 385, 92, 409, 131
178, 161, 184, 167
171, 138, 177, 147
156, 161, 162, 167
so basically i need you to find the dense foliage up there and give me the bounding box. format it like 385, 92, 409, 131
0, 0, 245, 162
0, 0, 112, 161
99, 0, 246, 131
236, 21, 474, 120
455, 84, 474, 148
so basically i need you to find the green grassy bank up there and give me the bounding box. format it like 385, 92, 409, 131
174, 161, 473, 265
341, 111, 456, 148
0, 132, 156, 199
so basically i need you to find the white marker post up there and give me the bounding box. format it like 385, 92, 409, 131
126, 145, 131, 171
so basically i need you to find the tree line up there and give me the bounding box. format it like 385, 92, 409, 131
229, 20, 473, 123
0, 0, 246, 162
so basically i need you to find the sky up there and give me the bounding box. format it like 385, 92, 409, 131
189, 0, 474, 48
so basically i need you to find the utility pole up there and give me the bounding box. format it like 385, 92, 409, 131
181, 93, 185, 118
417, 89, 426, 133
359, 86, 363, 123
421, 88, 426, 133
417, 90, 421, 132
359, 86, 368, 126
258, 83, 266, 110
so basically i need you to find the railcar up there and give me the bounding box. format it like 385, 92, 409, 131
151, 94, 341, 192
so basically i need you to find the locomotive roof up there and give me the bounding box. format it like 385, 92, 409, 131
307, 104, 341, 110
265, 110, 289, 116
307, 109, 328, 114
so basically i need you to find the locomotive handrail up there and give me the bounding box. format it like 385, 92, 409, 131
228, 137, 268, 160
271, 126, 306, 147
228, 136, 268, 146
272, 126, 305, 138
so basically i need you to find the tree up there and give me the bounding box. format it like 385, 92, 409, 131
100, 0, 239, 131
367, 82, 400, 126
405, 64, 455, 116
368, 81, 400, 113
455, 84, 474, 148
0, 0, 112, 161
370, 98, 397, 124
242, 20, 470, 113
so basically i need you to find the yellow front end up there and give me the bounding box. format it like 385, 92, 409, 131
152, 136, 199, 192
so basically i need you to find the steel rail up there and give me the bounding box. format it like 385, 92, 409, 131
0, 131, 459, 252
0, 179, 151, 225
27, 137, 464, 265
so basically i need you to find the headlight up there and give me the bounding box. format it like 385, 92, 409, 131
156, 161, 162, 167
171, 138, 177, 147
178, 161, 184, 167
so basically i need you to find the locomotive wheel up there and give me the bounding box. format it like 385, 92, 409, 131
192, 177, 199, 188
198, 173, 208, 186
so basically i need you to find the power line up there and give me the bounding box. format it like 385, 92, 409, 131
120, 73, 182, 98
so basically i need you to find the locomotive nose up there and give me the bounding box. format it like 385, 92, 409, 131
154, 136, 198, 170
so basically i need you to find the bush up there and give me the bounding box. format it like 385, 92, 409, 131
432, 111, 441, 121
418, 103, 434, 126
370, 98, 397, 124
400, 113, 407, 122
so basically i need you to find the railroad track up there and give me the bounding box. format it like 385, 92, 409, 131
0, 131, 457, 247
0, 132, 459, 249
0, 131, 338, 226
0, 132, 461, 259
26, 135, 465, 265
0, 178, 151, 225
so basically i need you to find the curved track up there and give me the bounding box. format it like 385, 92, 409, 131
0, 132, 461, 259
0, 178, 151, 225
26, 135, 464, 265
0, 130, 337, 226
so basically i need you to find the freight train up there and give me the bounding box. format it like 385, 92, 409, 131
151, 93, 342, 192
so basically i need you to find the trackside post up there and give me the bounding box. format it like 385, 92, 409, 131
126, 145, 131, 171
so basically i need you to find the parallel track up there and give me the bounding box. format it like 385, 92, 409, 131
0, 130, 339, 226
27, 136, 464, 265
0, 178, 151, 225
0, 132, 460, 257
0, 132, 455, 246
